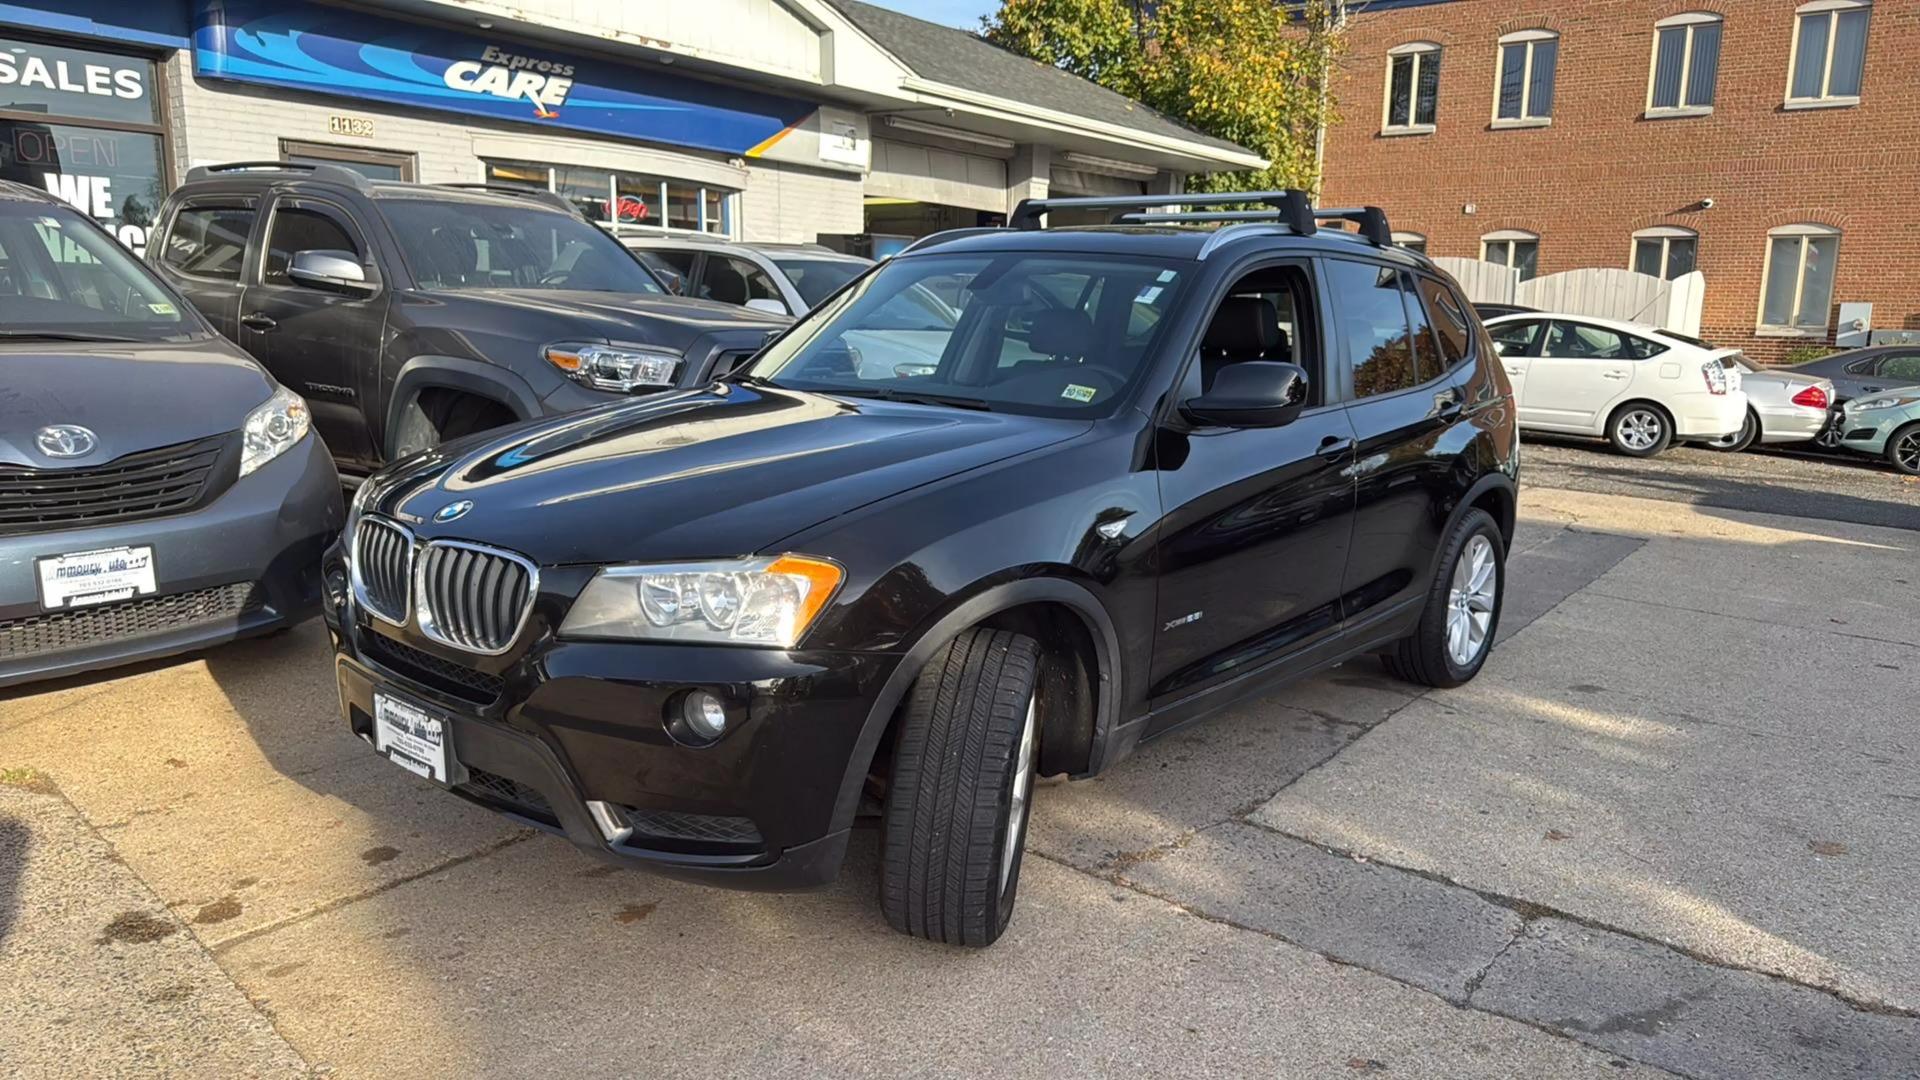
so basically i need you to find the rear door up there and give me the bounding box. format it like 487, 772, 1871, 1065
1525, 320, 1637, 431
151, 197, 258, 343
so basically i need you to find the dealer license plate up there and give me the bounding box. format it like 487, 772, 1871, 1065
36, 545, 157, 610
373, 692, 453, 784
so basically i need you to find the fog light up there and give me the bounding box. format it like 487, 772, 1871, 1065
672, 690, 729, 744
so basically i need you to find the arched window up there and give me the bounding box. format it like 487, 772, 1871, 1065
1631, 226, 1698, 279
1392, 231, 1427, 254
1481, 229, 1539, 280
1759, 224, 1841, 332
1494, 30, 1558, 124
1647, 13, 1723, 115
1788, 2, 1871, 106
1383, 42, 1442, 133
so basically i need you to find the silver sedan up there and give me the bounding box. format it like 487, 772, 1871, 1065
1703, 359, 1835, 453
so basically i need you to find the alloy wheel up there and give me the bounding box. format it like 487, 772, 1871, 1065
1447, 534, 1497, 667
1895, 430, 1920, 474
1617, 409, 1663, 452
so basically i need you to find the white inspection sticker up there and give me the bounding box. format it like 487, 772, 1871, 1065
35, 546, 157, 610
1061, 383, 1097, 403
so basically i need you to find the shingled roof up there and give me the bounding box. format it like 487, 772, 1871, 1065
826, 0, 1256, 159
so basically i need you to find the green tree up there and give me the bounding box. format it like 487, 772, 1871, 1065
985, 0, 1343, 195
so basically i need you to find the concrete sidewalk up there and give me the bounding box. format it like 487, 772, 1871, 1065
2, 487, 1916, 1078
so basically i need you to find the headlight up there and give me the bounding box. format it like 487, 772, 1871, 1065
239, 386, 311, 478
560, 555, 843, 648
546, 343, 679, 393
1851, 395, 1919, 412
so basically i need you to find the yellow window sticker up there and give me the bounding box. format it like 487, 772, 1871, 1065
1061, 384, 1097, 403
148, 302, 178, 315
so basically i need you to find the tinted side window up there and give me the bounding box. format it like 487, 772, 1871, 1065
161, 205, 255, 280
699, 255, 784, 309
1880, 353, 1920, 382
264, 208, 359, 283
1542, 322, 1629, 360
1624, 334, 1669, 360
1326, 258, 1418, 398
632, 250, 685, 293
1489, 319, 1544, 357
1417, 277, 1471, 369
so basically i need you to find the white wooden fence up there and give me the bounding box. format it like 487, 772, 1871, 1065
1431, 258, 1706, 337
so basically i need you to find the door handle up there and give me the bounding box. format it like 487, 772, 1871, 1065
239, 312, 277, 332
1433, 387, 1465, 417
1602, 371, 1629, 380
1316, 435, 1355, 460
1505, 366, 1525, 376
1862, 385, 1884, 393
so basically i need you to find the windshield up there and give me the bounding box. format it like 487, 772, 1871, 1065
773, 257, 869, 308
0, 199, 202, 342
745, 251, 1190, 418
381, 199, 664, 294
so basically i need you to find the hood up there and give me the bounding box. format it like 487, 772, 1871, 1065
369, 385, 1089, 565
0, 339, 273, 467
451, 289, 789, 336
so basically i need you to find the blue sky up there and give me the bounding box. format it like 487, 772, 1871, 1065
868, 0, 995, 30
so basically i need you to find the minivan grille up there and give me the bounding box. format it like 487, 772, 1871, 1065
0, 583, 259, 659
416, 541, 534, 654
352, 518, 412, 624
0, 435, 228, 536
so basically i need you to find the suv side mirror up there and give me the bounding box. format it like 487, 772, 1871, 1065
1182, 361, 1310, 428
745, 297, 790, 316
288, 249, 374, 294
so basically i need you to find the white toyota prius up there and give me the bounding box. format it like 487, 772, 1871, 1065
1483, 313, 1748, 457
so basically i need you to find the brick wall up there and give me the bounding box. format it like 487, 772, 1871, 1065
1318, 0, 1920, 363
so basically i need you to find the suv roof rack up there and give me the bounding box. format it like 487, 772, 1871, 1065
431, 182, 582, 218
1010, 189, 1395, 247
183, 160, 373, 193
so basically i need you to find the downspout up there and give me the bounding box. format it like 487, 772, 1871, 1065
1311, 0, 1348, 206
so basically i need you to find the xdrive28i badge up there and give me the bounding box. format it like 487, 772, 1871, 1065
35, 424, 97, 459
434, 500, 474, 523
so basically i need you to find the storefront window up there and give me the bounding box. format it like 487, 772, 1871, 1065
484, 159, 734, 235
0, 37, 166, 256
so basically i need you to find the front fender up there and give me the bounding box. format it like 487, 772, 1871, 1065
383, 355, 543, 459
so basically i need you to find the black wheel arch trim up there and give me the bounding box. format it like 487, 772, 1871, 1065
384, 356, 541, 460
826, 575, 1124, 836
1433, 470, 1518, 577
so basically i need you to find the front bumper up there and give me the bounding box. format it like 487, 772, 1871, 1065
0, 435, 341, 688
1837, 409, 1909, 454
327, 580, 899, 890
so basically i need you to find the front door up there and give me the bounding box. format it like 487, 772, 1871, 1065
239, 196, 386, 469
1523, 320, 1637, 431
1488, 318, 1546, 413
1149, 260, 1357, 715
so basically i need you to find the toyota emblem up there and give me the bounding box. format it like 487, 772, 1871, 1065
35, 424, 97, 459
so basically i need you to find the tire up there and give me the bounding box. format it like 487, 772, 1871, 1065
1382, 508, 1505, 689
1607, 402, 1673, 458
1887, 422, 1920, 476
881, 627, 1042, 947
1705, 409, 1759, 453
390, 391, 516, 460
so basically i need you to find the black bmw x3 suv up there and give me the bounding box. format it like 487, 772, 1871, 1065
324, 192, 1519, 946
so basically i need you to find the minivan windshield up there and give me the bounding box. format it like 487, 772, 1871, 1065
0, 199, 203, 343
381, 199, 665, 294
744, 251, 1189, 419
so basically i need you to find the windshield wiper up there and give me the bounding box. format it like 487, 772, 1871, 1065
0, 329, 146, 343
824, 386, 993, 411
725, 371, 780, 388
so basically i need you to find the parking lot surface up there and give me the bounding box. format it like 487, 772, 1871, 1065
4, 472, 1918, 1078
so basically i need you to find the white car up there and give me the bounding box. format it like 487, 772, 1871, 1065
1483, 313, 1747, 457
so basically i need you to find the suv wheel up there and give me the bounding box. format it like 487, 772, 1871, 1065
1607, 403, 1672, 457
1383, 508, 1505, 688
880, 627, 1041, 947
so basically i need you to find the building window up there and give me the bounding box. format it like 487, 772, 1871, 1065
1759, 224, 1840, 332
482, 160, 736, 235
1788, 2, 1871, 106
281, 139, 416, 182
1383, 43, 1441, 133
1647, 14, 1723, 115
1631, 227, 1698, 280
1392, 231, 1427, 254
1494, 31, 1558, 125
1482, 230, 1540, 281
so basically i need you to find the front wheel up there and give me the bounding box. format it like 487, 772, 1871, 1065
1888, 423, 1920, 476
1608, 403, 1672, 458
880, 628, 1041, 947
1383, 508, 1505, 688
1705, 410, 1759, 453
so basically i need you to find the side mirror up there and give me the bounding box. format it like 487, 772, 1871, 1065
745, 297, 790, 316
288, 249, 374, 294
1181, 361, 1310, 428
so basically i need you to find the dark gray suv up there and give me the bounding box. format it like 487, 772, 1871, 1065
148, 163, 788, 477
0, 182, 341, 687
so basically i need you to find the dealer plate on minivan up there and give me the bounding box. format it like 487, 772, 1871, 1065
373, 691, 452, 784
36, 545, 156, 610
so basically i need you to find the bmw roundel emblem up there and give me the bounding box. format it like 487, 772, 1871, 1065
35, 424, 97, 459
434, 499, 474, 523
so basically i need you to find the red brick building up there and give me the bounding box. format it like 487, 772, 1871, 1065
1317, 0, 1919, 363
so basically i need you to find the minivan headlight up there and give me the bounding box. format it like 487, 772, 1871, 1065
560, 555, 843, 647
546, 343, 679, 393
239, 386, 311, 477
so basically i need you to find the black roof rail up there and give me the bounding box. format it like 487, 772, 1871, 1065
897, 227, 1004, 255
432, 182, 582, 218
1009, 190, 1317, 234
183, 160, 373, 192
1313, 206, 1393, 246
